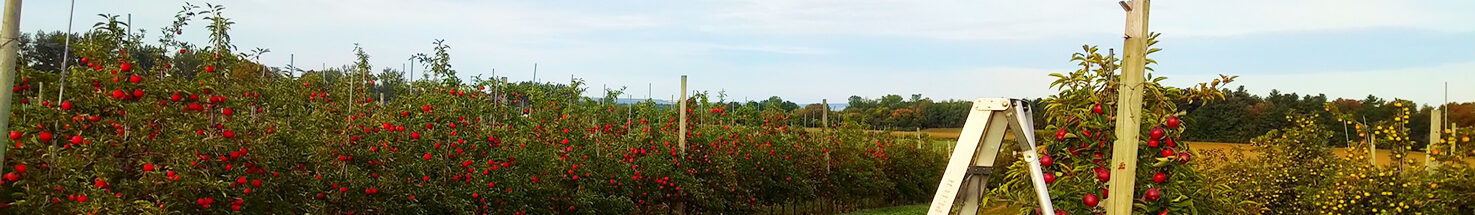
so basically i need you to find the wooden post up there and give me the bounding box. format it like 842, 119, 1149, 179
823, 99, 831, 173
1428, 109, 1443, 169
679, 75, 687, 154
0, 0, 23, 174
1107, 1, 1149, 214
822, 99, 830, 128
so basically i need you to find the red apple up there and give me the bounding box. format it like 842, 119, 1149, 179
1094, 167, 1110, 182
1146, 187, 1162, 201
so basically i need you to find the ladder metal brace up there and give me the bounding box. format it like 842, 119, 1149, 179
927, 98, 1055, 215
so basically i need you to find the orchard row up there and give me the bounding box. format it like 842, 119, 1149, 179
0, 4, 944, 214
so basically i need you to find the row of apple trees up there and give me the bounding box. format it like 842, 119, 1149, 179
0, 3, 946, 214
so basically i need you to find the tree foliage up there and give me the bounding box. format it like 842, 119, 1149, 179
0, 4, 945, 214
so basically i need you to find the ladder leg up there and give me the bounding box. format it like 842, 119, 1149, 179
958, 175, 987, 214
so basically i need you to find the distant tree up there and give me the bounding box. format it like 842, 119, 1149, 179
375, 67, 408, 102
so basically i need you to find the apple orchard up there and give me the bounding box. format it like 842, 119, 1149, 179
2, 3, 1474, 215
0, 4, 946, 214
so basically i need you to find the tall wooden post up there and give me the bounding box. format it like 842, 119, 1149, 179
1428, 109, 1443, 169
822, 99, 831, 173
0, 0, 24, 173
822, 99, 829, 130
1107, 0, 1149, 214
679, 75, 687, 154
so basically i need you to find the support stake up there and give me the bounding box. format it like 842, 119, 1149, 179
0, 0, 24, 174
678, 75, 687, 154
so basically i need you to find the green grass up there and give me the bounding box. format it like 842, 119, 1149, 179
841, 204, 929, 215
842, 204, 1020, 215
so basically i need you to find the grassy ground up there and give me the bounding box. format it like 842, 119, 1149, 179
799, 127, 964, 139
842, 204, 1017, 215
840, 204, 926, 215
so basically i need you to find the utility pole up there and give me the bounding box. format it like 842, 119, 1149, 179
0, 0, 26, 173
1446, 82, 1453, 157
678, 75, 688, 154
1106, 1, 1150, 214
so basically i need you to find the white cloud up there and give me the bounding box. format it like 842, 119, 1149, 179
1153, 0, 1474, 37
232, 0, 663, 37
708, 44, 828, 55
699, 0, 1475, 41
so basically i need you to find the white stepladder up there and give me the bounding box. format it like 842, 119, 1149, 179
927, 98, 1055, 215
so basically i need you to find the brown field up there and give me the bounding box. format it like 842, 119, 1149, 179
897, 127, 1474, 167
1188, 141, 1475, 167
800, 127, 1474, 167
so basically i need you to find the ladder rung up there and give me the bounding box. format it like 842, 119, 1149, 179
966, 166, 993, 176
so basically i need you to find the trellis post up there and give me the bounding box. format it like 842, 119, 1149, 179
679, 75, 687, 154
1453, 123, 1459, 157
822, 99, 830, 172
1107, 0, 1150, 214
0, 0, 24, 174
1428, 109, 1443, 169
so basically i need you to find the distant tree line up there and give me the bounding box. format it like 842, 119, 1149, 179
769, 87, 1471, 150
765, 94, 1046, 131
1181, 86, 1472, 150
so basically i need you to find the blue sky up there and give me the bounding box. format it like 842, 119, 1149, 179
13, 0, 1475, 105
